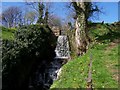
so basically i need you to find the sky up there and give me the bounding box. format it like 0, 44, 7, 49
93, 2, 118, 23
1, 1, 119, 23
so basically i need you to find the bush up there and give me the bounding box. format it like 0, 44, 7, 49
2, 24, 57, 89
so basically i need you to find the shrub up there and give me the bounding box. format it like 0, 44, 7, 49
2, 24, 57, 89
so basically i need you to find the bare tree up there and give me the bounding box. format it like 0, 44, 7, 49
2, 6, 22, 28
24, 11, 37, 25
25, 1, 52, 24
44, 2, 51, 24
48, 14, 62, 28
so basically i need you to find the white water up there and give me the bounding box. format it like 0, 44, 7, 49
55, 35, 70, 59
28, 35, 70, 89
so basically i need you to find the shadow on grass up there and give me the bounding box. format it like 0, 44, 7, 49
89, 23, 119, 42
95, 24, 120, 43
96, 31, 120, 42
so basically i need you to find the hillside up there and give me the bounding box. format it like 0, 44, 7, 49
1, 23, 120, 89
1, 26, 16, 40
51, 22, 120, 88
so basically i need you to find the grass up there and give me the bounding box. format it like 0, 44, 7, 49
1, 26, 16, 40
51, 23, 120, 89
2, 30, 14, 40
92, 43, 119, 88
51, 43, 119, 88
1, 23, 119, 88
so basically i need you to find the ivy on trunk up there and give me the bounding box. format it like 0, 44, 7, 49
72, 2, 89, 56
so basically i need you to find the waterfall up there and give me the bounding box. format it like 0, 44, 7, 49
55, 35, 70, 59
28, 35, 70, 90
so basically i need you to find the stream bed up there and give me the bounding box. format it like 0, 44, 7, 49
28, 58, 68, 90
28, 35, 70, 90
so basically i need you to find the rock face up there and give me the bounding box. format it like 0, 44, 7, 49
51, 26, 61, 36
28, 35, 70, 90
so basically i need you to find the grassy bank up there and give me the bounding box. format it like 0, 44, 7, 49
51, 42, 119, 88
51, 23, 120, 89
1, 26, 16, 40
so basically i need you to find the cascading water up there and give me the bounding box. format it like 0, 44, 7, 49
28, 35, 70, 90
55, 35, 70, 59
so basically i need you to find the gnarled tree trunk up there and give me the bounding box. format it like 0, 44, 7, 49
73, 2, 89, 56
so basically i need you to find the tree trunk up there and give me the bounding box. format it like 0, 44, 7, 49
74, 2, 89, 56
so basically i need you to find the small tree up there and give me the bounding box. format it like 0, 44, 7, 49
36, 2, 45, 24
25, 1, 52, 25
44, 3, 49, 24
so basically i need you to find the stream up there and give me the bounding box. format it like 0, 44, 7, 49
28, 35, 70, 90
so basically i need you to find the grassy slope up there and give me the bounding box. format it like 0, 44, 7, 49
2, 30, 14, 40
51, 23, 120, 88
1, 26, 16, 40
